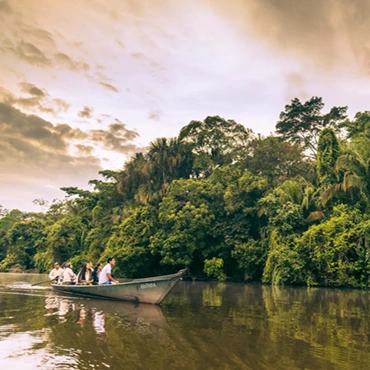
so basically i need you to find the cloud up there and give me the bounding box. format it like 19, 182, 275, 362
131, 52, 145, 59
284, 73, 309, 101
0, 101, 141, 210
54, 52, 90, 72
53, 124, 86, 140
0, 1, 11, 13
76, 144, 94, 155
89, 119, 140, 154
148, 110, 161, 121
0, 84, 70, 115
18, 25, 56, 48
19, 82, 46, 97
0, 102, 70, 151
208, 0, 370, 74
99, 81, 119, 93
0, 99, 141, 167
0, 99, 145, 210
15, 41, 51, 66
78, 106, 93, 119
53, 98, 70, 112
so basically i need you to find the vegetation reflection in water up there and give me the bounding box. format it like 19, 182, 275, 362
1, 275, 370, 369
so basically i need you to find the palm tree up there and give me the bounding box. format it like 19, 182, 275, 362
259, 178, 323, 222
322, 136, 370, 206
116, 153, 149, 202
144, 137, 193, 201
117, 138, 193, 204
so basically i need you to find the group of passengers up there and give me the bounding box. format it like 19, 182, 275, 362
48, 257, 119, 285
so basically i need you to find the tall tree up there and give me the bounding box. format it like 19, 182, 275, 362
316, 128, 341, 187
117, 138, 193, 204
243, 135, 313, 186
179, 115, 253, 176
276, 97, 347, 156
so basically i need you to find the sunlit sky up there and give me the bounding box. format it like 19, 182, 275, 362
1, 0, 370, 211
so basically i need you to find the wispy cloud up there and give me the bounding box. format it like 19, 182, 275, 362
19, 82, 46, 97
78, 106, 93, 119
54, 52, 90, 72
148, 110, 161, 121
99, 81, 119, 93
0, 1, 11, 13
15, 41, 52, 66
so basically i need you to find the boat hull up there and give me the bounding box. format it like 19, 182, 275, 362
51, 269, 186, 304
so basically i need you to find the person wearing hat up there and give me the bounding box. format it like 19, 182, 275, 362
49, 262, 63, 283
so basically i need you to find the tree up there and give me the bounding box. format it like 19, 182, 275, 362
150, 178, 221, 271
0, 205, 8, 218
316, 128, 341, 187
143, 137, 193, 200
117, 138, 193, 204
102, 206, 160, 278
0, 209, 24, 261
0, 219, 46, 271
243, 135, 313, 186
216, 169, 269, 279
322, 135, 370, 206
117, 153, 150, 203
276, 97, 347, 156
262, 229, 305, 285
40, 216, 87, 268
32, 198, 49, 212
340, 111, 370, 139
179, 115, 253, 176
296, 205, 370, 287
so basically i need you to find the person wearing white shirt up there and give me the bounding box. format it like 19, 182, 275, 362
60, 263, 76, 285
49, 262, 63, 282
98, 257, 119, 285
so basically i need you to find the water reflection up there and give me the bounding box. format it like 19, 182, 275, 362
202, 282, 226, 307
1, 273, 370, 369
92, 311, 106, 335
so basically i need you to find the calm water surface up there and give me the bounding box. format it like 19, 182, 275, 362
0, 273, 369, 369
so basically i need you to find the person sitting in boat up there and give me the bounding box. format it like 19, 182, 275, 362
98, 257, 119, 285
59, 263, 76, 285
76, 262, 93, 285
49, 262, 63, 283
92, 262, 103, 285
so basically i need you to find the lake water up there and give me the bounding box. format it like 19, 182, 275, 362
0, 273, 369, 369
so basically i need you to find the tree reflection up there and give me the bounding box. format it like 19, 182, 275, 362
2, 279, 370, 369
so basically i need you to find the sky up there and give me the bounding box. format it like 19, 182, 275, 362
1, 0, 370, 211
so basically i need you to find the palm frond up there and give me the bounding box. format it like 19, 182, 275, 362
321, 184, 342, 205
342, 172, 364, 192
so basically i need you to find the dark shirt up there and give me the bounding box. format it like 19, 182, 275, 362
92, 268, 100, 285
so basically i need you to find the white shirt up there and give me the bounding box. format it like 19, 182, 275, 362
61, 267, 76, 283
99, 263, 112, 284
49, 267, 63, 281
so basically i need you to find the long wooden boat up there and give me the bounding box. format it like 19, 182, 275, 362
51, 269, 186, 305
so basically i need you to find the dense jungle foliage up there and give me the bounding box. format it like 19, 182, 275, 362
2, 96, 370, 287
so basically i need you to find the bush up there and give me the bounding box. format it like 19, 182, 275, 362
204, 257, 226, 281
